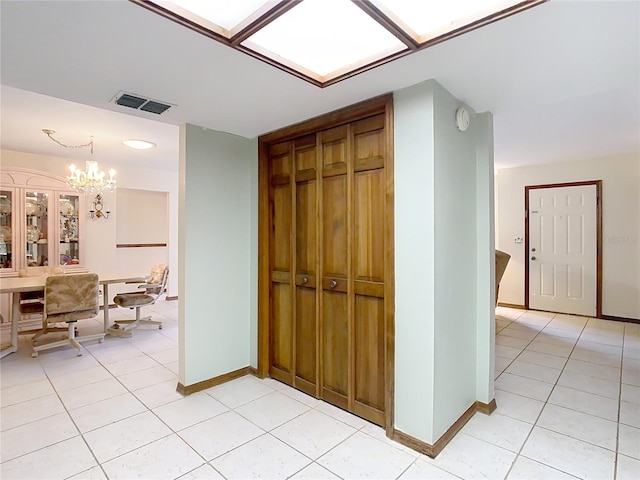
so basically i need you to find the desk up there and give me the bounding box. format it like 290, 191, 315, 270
0, 274, 145, 358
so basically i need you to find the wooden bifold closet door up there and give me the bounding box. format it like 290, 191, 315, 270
260, 97, 393, 428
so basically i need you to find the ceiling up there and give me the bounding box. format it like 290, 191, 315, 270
1, 0, 638, 171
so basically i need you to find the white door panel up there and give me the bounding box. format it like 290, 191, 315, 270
528, 184, 597, 316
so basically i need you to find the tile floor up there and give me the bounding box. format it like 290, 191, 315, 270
1, 303, 639, 479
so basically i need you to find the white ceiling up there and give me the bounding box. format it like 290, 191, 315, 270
1, 0, 638, 171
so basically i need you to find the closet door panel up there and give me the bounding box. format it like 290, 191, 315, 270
294, 136, 318, 393
353, 169, 385, 283
321, 291, 348, 408
271, 282, 292, 380
322, 176, 347, 277
270, 143, 293, 384
353, 295, 385, 424
295, 287, 316, 392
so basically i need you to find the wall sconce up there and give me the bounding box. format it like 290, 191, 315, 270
89, 194, 110, 219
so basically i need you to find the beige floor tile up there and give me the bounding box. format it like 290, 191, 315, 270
537, 404, 618, 450
153, 391, 228, 431
431, 433, 516, 480
460, 412, 533, 452
83, 411, 172, 463
180, 410, 264, 461
0, 392, 65, 431
102, 434, 204, 480
618, 424, 640, 459
507, 456, 579, 479
494, 389, 545, 424
69, 391, 147, 433
548, 385, 619, 421
271, 409, 357, 459
212, 434, 311, 479
0, 436, 97, 480
521, 427, 615, 479
235, 390, 310, 431
0, 412, 78, 462
318, 431, 415, 479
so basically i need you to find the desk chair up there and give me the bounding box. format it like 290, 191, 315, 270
32, 273, 105, 357
109, 264, 168, 337
18, 266, 67, 336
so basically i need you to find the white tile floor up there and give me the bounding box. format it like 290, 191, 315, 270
1, 304, 639, 479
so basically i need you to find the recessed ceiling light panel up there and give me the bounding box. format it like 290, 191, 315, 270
243, 0, 406, 80
123, 139, 156, 150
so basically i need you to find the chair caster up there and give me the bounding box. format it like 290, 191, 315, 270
111, 323, 120, 329
31, 351, 38, 358
159, 325, 163, 330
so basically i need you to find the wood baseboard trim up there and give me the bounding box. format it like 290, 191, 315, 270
475, 398, 497, 415
165, 296, 178, 301
391, 398, 496, 458
602, 314, 640, 324
177, 366, 251, 395
497, 302, 525, 309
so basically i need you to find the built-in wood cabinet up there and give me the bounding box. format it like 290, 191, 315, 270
0, 167, 85, 276
259, 96, 394, 428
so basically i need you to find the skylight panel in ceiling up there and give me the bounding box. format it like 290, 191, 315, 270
242, 0, 406, 81
372, 0, 531, 43
153, 0, 276, 37
133, 0, 547, 87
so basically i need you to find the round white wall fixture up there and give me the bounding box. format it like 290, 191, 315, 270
456, 107, 470, 132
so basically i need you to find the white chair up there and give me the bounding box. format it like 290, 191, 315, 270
32, 273, 105, 357
108, 264, 168, 337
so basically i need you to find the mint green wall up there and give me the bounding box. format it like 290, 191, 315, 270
179, 125, 258, 386
475, 113, 496, 406
394, 83, 437, 441
432, 82, 480, 438
393, 80, 494, 444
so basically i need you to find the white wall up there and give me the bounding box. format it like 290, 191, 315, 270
496, 153, 640, 319
179, 125, 258, 386
394, 80, 494, 444
0, 149, 179, 298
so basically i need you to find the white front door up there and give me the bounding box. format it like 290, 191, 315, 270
528, 184, 597, 316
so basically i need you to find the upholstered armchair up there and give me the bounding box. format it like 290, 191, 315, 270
32, 273, 105, 357
108, 264, 168, 337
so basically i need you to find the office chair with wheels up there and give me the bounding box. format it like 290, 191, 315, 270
108, 264, 168, 337
32, 273, 105, 357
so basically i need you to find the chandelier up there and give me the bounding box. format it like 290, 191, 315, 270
42, 129, 117, 194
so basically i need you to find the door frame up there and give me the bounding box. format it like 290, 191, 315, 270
524, 180, 602, 317
257, 94, 395, 432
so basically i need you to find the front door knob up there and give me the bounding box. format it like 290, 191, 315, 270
330, 280, 337, 288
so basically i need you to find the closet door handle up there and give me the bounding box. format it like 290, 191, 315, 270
330, 280, 337, 288
301, 276, 308, 284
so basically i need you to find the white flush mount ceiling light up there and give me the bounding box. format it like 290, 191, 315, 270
133, 0, 547, 87
123, 139, 156, 149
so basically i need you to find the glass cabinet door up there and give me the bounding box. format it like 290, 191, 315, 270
25, 191, 49, 267
59, 194, 80, 265
0, 190, 13, 270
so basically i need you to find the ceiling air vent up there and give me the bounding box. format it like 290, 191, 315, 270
112, 91, 174, 115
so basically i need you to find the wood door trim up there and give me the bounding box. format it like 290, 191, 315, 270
258, 95, 395, 433
524, 180, 602, 318
259, 94, 391, 144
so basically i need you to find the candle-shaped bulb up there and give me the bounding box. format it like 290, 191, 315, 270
69, 164, 76, 173
109, 169, 115, 181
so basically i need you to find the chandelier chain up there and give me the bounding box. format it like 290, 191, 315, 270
42, 129, 94, 154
